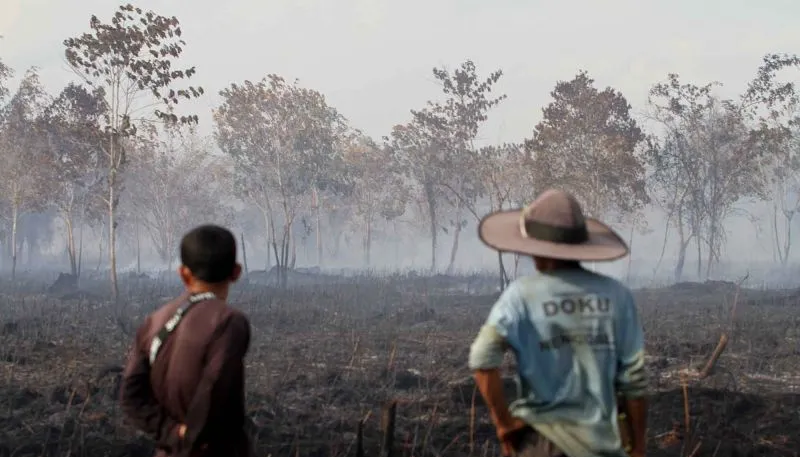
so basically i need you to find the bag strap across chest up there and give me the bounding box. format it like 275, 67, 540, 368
148, 292, 216, 365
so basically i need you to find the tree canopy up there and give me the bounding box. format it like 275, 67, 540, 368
0, 4, 798, 284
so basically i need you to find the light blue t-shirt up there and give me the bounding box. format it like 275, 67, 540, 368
468, 268, 647, 457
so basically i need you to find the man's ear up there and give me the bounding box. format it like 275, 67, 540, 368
178, 265, 193, 286
230, 263, 242, 283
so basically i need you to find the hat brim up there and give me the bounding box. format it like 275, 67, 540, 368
478, 209, 629, 262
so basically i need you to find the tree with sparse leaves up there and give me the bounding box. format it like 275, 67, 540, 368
743, 53, 800, 265
412, 60, 506, 272
527, 71, 649, 222
343, 133, 408, 266
124, 126, 233, 268
387, 117, 445, 271
215, 75, 347, 286
0, 68, 50, 279
478, 143, 533, 288
648, 74, 764, 280
40, 83, 107, 277
0, 52, 13, 268
0, 53, 12, 103
64, 3, 202, 298
307, 124, 353, 268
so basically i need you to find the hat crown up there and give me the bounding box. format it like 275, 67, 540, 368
478, 188, 628, 262
522, 189, 586, 228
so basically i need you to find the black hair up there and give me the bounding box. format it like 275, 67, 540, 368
179, 224, 237, 283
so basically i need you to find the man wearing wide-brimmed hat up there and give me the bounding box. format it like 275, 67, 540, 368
468, 189, 648, 457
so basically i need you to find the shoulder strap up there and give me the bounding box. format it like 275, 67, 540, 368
148, 292, 216, 365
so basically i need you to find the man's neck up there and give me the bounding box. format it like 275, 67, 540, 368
534, 258, 583, 273
186, 283, 230, 302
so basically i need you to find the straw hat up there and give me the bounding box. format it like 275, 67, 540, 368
478, 189, 628, 261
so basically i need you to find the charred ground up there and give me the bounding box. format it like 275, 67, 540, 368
0, 273, 798, 457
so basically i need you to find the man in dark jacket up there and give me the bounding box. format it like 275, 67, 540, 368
120, 224, 252, 457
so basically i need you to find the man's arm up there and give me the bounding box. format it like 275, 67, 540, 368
615, 290, 649, 456
623, 396, 648, 456
469, 286, 526, 442
470, 326, 521, 436
181, 313, 251, 449
119, 318, 181, 445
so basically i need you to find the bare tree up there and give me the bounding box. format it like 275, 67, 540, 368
124, 126, 233, 268
648, 74, 764, 280
64, 3, 202, 298
743, 53, 800, 265
645, 130, 703, 280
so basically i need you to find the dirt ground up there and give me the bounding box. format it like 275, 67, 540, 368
0, 274, 798, 457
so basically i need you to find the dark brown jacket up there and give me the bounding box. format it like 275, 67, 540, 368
120, 292, 252, 457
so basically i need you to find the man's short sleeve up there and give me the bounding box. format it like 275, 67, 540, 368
468, 283, 523, 370
485, 283, 523, 343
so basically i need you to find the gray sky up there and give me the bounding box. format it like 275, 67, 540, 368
2, 0, 800, 272
2, 0, 798, 144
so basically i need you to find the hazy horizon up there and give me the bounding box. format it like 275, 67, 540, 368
2, 0, 799, 280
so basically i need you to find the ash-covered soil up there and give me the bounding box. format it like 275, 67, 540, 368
0, 273, 799, 457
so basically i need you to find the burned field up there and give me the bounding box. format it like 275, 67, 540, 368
0, 274, 799, 457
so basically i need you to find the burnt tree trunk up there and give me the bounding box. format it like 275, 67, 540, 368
424, 182, 438, 272
240, 232, 249, 275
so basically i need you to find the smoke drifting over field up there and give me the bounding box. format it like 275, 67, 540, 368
0, 2, 799, 290
1, 274, 799, 457
0, 3, 799, 457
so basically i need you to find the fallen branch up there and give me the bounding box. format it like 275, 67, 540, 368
691, 273, 746, 380
699, 333, 729, 379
